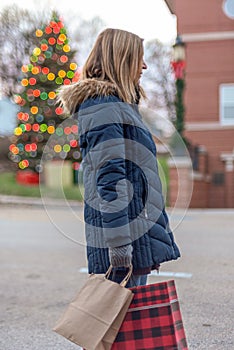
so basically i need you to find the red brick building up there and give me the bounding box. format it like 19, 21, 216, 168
165, 0, 234, 208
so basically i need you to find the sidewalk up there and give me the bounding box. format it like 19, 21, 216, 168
0, 194, 83, 208
1, 193, 234, 213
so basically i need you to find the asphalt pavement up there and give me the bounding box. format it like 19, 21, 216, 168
0, 196, 233, 350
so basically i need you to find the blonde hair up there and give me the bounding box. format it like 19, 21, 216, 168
82, 28, 146, 103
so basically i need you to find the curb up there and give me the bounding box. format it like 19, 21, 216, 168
0, 194, 83, 208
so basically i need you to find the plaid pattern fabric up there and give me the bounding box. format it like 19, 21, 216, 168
111, 280, 188, 350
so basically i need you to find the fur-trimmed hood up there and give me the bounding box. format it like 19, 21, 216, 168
57, 78, 119, 115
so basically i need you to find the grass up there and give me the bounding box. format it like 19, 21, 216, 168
0, 159, 169, 203
0, 172, 83, 201
157, 156, 169, 204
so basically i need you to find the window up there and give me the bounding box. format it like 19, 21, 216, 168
220, 84, 234, 125
223, 0, 234, 19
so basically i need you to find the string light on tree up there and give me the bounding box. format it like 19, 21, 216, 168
9, 11, 82, 176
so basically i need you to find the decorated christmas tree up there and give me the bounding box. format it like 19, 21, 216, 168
9, 12, 81, 179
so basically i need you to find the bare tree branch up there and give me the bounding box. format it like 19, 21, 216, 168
0, 5, 49, 97
141, 39, 176, 121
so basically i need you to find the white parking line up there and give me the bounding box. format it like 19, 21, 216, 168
78, 267, 192, 279
150, 270, 192, 279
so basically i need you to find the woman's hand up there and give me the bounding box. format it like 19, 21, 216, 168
109, 244, 133, 268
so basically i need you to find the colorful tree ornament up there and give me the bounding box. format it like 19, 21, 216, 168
10, 11, 81, 175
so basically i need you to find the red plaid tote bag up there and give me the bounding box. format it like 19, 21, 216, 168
111, 280, 188, 350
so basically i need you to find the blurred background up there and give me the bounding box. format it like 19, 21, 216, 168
0, 0, 180, 204
0, 0, 233, 209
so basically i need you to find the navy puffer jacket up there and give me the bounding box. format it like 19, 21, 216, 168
60, 79, 180, 274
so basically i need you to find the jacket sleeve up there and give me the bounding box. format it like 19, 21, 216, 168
85, 122, 132, 248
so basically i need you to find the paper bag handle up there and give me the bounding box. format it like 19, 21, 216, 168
105, 264, 133, 288
120, 265, 133, 287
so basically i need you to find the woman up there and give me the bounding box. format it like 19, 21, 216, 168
58, 28, 180, 287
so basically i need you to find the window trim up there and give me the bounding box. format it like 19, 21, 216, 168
219, 83, 234, 126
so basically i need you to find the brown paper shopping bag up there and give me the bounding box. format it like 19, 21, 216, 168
53, 266, 133, 350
